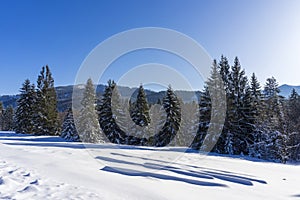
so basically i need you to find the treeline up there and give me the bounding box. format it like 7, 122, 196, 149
2, 56, 300, 163
192, 56, 300, 163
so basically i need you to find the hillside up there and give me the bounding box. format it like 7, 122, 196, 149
0, 85, 200, 112
0, 132, 299, 199
1, 83, 298, 111
278, 84, 300, 98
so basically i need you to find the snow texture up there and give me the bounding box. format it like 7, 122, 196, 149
0, 131, 299, 199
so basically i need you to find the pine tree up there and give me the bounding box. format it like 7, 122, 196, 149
191, 86, 211, 150
262, 77, 288, 162
284, 89, 300, 161
0, 102, 3, 130
61, 108, 80, 142
15, 79, 36, 134
77, 78, 104, 143
2, 106, 15, 131
98, 80, 127, 144
34, 66, 59, 135
218, 55, 230, 93
227, 57, 248, 155
129, 85, 151, 127
249, 73, 263, 123
150, 86, 181, 147
204, 60, 226, 153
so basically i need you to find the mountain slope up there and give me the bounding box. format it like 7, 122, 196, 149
279, 84, 300, 98
0, 84, 200, 112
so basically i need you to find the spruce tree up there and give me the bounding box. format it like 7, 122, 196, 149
204, 60, 226, 153
77, 78, 104, 143
191, 85, 211, 150
61, 108, 80, 142
0, 102, 3, 130
218, 55, 230, 93
2, 106, 15, 131
15, 79, 36, 134
130, 85, 151, 127
227, 57, 248, 155
286, 89, 300, 161
150, 86, 181, 147
34, 66, 59, 135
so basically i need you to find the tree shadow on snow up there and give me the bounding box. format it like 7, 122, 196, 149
96, 155, 267, 187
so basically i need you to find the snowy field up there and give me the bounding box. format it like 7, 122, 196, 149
0, 132, 299, 200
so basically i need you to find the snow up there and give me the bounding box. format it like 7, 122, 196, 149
0, 131, 300, 199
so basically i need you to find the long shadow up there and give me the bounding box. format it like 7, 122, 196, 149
4, 142, 87, 149
0, 132, 33, 137
101, 166, 227, 187
111, 152, 268, 177
0, 137, 66, 143
291, 194, 300, 198
96, 155, 267, 186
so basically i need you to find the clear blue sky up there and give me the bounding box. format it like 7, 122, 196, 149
1, 0, 300, 95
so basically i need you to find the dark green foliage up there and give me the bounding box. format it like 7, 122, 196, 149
2, 106, 14, 131
0, 102, 3, 130
34, 66, 59, 135
129, 85, 151, 127
98, 80, 130, 144
61, 108, 80, 142
191, 86, 211, 149
149, 86, 181, 147
15, 79, 36, 134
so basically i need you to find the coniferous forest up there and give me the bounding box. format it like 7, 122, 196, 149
2, 55, 300, 164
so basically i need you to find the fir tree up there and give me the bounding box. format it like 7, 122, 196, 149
2, 106, 15, 131
204, 60, 226, 153
150, 86, 181, 147
34, 66, 59, 135
98, 80, 127, 144
218, 55, 230, 93
129, 85, 151, 127
191, 86, 211, 149
77, 78, 104, 143
15, 79, 36, 134
249, 73, 263, 123
0, 102, 3, 130
61, 108, 80, 142
227, 57, 248, 155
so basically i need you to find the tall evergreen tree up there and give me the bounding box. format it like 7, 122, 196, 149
191, 84, 211, 150
98, 80, 127, 144
150, 85, 181, 147
204, 60, 226, 153
61, 108, 80, 142
218, 55, 230, 93
34, 66, 59, 135
227, 57, 249, 154
2, 106, 15, 131
0, 102, 3, 130
129, 85, 151, 127
15, 79, 36, 134
77, 78, 104, 143
284, 89, 300, 161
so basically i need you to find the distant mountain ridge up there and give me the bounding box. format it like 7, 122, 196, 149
278, 84, 300, 98
1, 84, 296, 111
0, 84, 200, 112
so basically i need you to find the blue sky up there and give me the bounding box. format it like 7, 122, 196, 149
1, 0, 300, 94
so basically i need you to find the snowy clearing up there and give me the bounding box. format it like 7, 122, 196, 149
0, 132, 299, 200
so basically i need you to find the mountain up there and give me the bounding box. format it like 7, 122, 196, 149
0, 84, 200, 112
279, 84, 300, 98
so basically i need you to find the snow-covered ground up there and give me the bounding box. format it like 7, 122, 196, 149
0, 132, 299, 200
